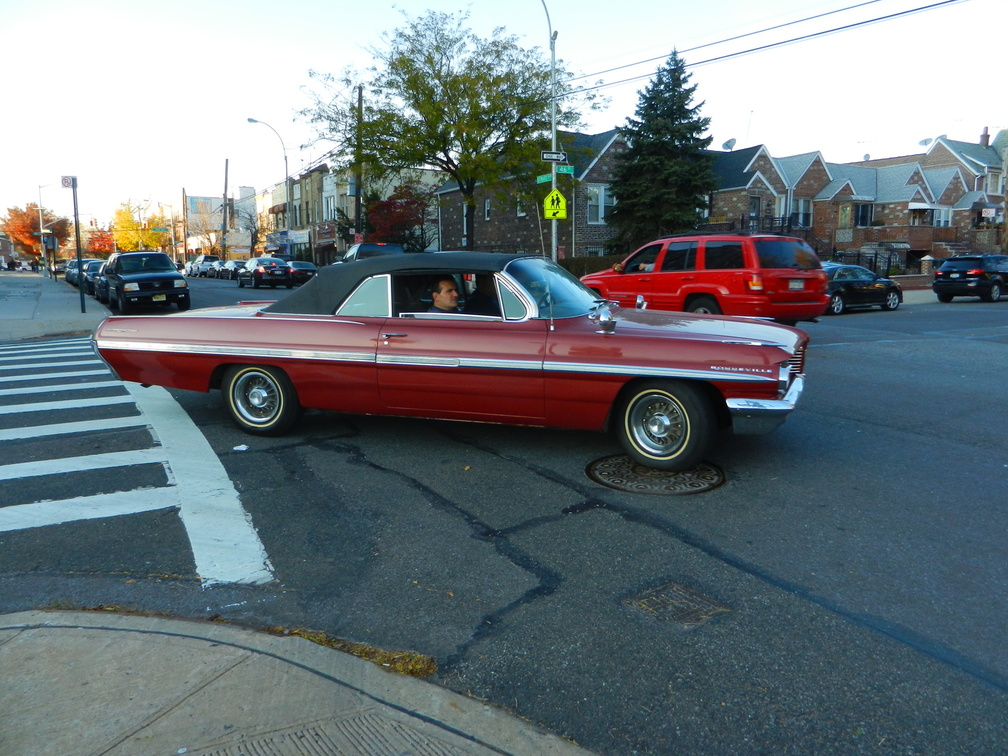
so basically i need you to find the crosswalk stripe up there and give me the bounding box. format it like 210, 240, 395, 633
0, 487, 181, 532
0, 369, 110, 385
0, 394, 133, 415
0, 380, 123, 397
0, 348, 93, 363
0, 415, 148, 441
0, 447, 170, 481
0, 358, 103, 372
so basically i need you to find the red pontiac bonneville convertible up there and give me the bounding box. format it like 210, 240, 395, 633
92, 252, 809, 471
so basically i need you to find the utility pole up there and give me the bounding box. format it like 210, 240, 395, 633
354, 85, 363, 242
220, 159, 229, 259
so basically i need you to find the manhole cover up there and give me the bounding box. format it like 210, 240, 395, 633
623, 581, 731, 628
585, 455, 724, 495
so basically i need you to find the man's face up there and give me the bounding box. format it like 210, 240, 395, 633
432, 279, 459, 311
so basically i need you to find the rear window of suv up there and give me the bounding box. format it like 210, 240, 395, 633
938, 257, 985, 271
754, 238, 821, 269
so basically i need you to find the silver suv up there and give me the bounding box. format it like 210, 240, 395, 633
186, 254, 220, 277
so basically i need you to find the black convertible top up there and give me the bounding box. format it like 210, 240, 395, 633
263, 252, 527, 315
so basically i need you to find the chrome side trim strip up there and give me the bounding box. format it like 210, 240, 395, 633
95, 339, 375, 364
95, 340, 782, 384
544, 360, 778, 384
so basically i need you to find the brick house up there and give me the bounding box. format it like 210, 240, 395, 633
707, 128, 1006, 266
435, 129, 626, 258
434, 126, 1004, 267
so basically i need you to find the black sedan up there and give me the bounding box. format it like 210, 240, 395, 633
288, 260, 318, 285
237, 257, 294, 289
823, 263, 902, 315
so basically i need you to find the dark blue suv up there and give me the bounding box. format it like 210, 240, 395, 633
932, 254, 1008, 302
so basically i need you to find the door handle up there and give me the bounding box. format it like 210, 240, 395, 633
381, 333, 407, 339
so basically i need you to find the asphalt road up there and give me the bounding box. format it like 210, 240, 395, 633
2, 281, 1007, 754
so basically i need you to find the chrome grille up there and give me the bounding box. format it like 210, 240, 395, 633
787, 346, 806, 376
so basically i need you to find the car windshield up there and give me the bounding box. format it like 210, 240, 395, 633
121, 254, 176, 272
504, 257, 601, 318
754, 239, 821, 270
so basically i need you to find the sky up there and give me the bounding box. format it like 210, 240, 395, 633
1, 0, 1002, 226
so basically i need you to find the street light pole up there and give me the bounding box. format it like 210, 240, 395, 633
541, 0, 558, 261
37, 185, 52, 279
248, 117, 290, 254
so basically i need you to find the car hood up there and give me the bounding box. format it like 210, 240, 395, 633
116, 270, 185, 282
604, 306, 806, 349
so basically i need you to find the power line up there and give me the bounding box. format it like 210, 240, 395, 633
570, 0, 971, 96
572, 0, 892, 83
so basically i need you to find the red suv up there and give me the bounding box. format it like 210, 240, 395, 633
580, 232, 829, 323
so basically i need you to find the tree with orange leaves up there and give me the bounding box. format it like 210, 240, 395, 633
1, 204, 71, 255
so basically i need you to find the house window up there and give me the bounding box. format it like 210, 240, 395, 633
934, 208, 951, 227
791, 199, 812, 228
586, 184, 615, 224
462, 201, 468, 236
516, 199, 527, 218
854, 203, 873, 227
484, 199, 491, 221
987, 173, 1001, 194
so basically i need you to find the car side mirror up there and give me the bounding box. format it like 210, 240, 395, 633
613, 263, 623, 273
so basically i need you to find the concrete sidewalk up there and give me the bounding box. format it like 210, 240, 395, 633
0, 268, 108, 342
1, 611, 586, 756
0, 270, 588, 755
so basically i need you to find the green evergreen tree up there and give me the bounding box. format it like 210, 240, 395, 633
607, 50, 716, 250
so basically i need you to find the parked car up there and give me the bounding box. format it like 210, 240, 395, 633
580, 232, 830, 324
822, 263, 902, 314
93, 252, 809, 471
206, 260, 230, 278
65, 258, 100, 286
81, 259, 105, 296
931, 254, 1008, 302
340, 242, 405, 264
104, 251, 190, 313
186, 254, 220, 277
288, 260, 318, 285
93, 262, 110, 303
220, 260, 247, 280
237, 257, 294, 289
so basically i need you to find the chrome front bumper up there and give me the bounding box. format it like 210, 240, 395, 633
726, 374, 804, 435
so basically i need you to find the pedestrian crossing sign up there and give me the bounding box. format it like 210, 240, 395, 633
544, 189, 567, 219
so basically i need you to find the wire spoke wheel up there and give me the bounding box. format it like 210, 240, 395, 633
618, 381, 716, 471
223, 365, 301, 435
